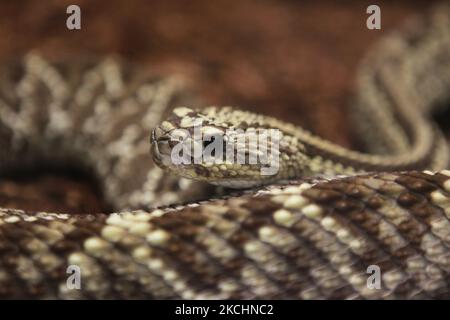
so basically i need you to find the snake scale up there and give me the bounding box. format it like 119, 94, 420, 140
0, 4, 450, 299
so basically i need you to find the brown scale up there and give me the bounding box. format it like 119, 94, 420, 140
357, 211, 383, 234
333, 199, 363, 213
302, 187, 344, 204
377, 182, 406, 197
392, 245, 418, 261
366, 195, 385, 209
0, 236, 18, 255
405, 171, 448, 187
23, 247, 67, 278
290, 217, 324, 240
287, 218, 355, 271
397, 191, 425, 207
367, 217, 421, 263
152, 213, 237, 293
397, 192, 436, 246
227, 230, 248, 245
241, 195, 279, 214
153, 222, 215, 272
153, 232, 209, 271
115, 235, 143, 252
51, 239, 81, 254
70, 220, 104, 239
369, 215, 437, 276
309, 179, 378, 211
237, 204, 324, 292
338, 208, 382, 246
219, 215, 306, 296
342, 185, 368, 199
0, 252, 54, 298
240, 215, 266, 231
321, 197, 418, 278
395, 174, 437, 193
389, 278, 421, 298
341, 179, 444, 254
410, 202, 445, 225
101, 253, 164, 299
396, 219, 428, 245
154, 212, 195, 232
0, 223, 32, 241
65, 226, 95, 241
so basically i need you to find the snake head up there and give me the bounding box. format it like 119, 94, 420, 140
151, 106, 296, 188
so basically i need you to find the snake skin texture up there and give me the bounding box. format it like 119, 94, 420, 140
0, 5, 449, 299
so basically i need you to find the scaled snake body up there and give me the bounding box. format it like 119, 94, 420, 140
0, 5, 450, 299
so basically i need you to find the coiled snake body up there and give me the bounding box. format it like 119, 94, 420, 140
0, 5, 450, 299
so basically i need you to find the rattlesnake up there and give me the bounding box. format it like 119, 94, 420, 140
0, 4, 449, 299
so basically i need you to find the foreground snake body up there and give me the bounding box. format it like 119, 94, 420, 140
0, 5, 450, 299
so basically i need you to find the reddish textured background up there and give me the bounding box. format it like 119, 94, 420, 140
0, 0, 440, 213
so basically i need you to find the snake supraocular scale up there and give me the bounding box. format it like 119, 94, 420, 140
0, 4, 450, 299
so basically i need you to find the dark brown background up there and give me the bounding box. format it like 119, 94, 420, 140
0, 0, 440, 213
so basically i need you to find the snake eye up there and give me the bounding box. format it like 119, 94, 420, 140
169, 140, 179, 148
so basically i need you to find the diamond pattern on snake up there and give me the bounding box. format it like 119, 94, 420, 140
0, 4, 449, 299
